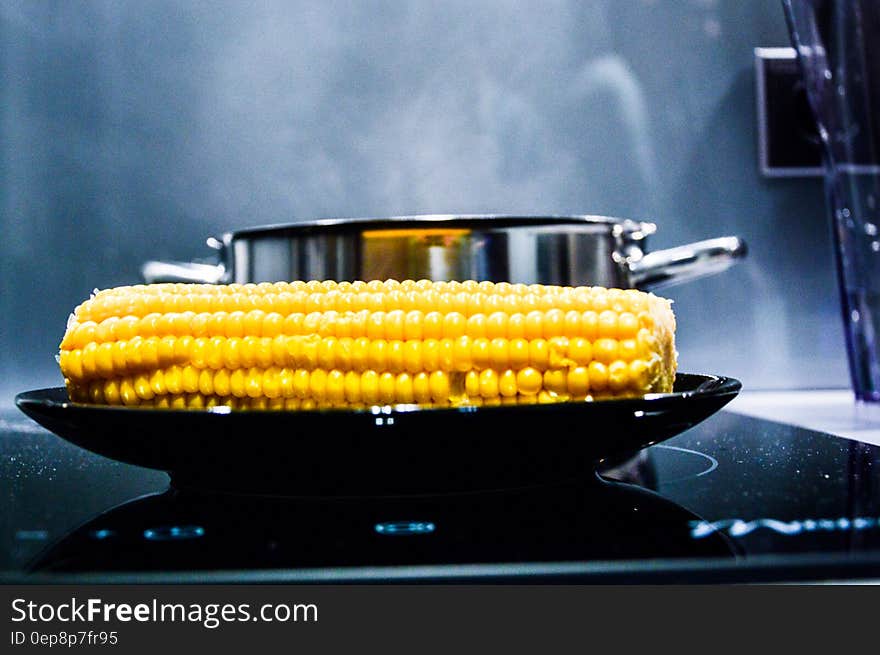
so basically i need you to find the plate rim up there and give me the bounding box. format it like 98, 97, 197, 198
15, 372, 741, 418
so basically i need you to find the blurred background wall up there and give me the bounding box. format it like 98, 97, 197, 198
0, 0, 845, 405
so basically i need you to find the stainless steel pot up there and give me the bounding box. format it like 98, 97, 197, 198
142, 215, 746, 290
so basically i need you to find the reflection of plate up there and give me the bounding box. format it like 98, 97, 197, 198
28, 478, 735, 576
15, 373, 740, 495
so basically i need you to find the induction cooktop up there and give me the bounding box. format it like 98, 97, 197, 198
1, 407, 879, 583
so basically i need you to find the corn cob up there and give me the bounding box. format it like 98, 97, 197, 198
58, 280, 677, 410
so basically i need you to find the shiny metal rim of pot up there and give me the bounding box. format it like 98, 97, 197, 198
141, 214, 747, 290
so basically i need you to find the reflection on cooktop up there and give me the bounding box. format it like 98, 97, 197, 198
28, 479, 734, 573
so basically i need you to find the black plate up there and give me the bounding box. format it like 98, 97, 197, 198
15, 373, 740, 495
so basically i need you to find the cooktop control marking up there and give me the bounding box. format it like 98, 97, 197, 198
374, 521, 436, 536
690, 517, 879, 539
653, 445, 719, 480
143, 525, 206, 541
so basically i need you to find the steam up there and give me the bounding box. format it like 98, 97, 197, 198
195, 0, 659, 221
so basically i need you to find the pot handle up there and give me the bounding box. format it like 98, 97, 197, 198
629, 236, 747, 290
141, 260, 227, 284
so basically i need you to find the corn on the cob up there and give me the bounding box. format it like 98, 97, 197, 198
58, 280, 677, 409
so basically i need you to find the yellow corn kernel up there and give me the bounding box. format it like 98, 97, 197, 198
395, 372, 415, 404
88, 380, 104, 404
279, 368, 296, 398
478, 369, 500, 398
524, 311, 543, 340
507, 313, 526, 339
379, 371, 397, 405
529, 339, 550, 370
597, 310, 618, 338
308, 368, 328, 401
262, 368, 282, 399
592, 338, 618, 364
403, 340, 423, 373
568, 337, 592, 365
588, 361, 609, 392
404, 311, 423, 340
361, 370, 380, 405
385, 340, 406, 373
489, 338, 508, 369
150, 370, 167, 396
608, 360, 630, 393
471, 337, 491, 370
95, 342, 115, 378
413, 372, 432, 404
134, 374, 154, 400
429, 371, 450, 402
344, 370, 362, 403
245, 368, 265, 398
548, 337, 571, 368
423, 311, 443, 339
465, 370, 480, 398
198, 369, 214, 396
508, 338, 530, 369
543, 308, 565, 338
438, 338, 456, 371
581, 311, 598, 340
181, 366, 200, 394
442, 312, 466, 338
119, 379, 139, 406
516, 367, 543, 395
619, 338, 639, 361
453, 336, 472, 371
292, 369, 310, 398
499, 369, 518, 397
230, 368, 247, 398
543, 369, 568, 396
367, 339, 388, 371
326, 369, 346, 404
567, 366, 591, 397
213, 369, 231, 396
421, 339, 441, 372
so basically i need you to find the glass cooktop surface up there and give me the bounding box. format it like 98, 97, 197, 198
2, 408, 879, 582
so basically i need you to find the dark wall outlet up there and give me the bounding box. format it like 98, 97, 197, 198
755, 47, 824, 177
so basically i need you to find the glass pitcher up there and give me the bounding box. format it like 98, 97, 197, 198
784, 0, 880, 401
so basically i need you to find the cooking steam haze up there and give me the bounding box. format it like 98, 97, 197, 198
191, 0, 659, 221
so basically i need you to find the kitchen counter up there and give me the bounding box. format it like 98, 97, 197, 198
729, 389, 880, 447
